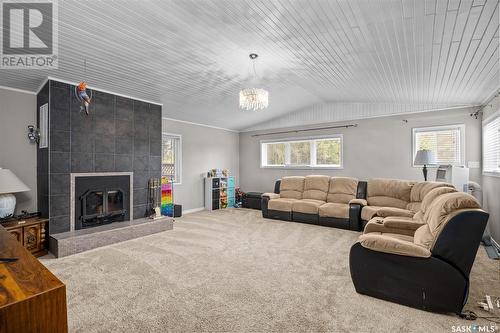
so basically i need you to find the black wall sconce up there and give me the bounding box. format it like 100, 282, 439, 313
27, 125, 40, 144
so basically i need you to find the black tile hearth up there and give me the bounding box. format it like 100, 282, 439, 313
37, 79, 162, 236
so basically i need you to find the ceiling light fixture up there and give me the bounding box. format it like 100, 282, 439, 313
239, 53, 268, 111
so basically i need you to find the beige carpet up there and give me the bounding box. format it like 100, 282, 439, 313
42, 209, 500, 332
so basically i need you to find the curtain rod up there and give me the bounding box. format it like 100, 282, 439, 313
251, 124, 358, 137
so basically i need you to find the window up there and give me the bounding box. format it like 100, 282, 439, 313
261, 135, 343, 168
162, 134, 181, 183
412, 125, 464, 166
483, 112, 500, 175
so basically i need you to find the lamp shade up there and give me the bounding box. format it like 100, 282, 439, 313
414, 149, 437, 165
0, 169, 30, 194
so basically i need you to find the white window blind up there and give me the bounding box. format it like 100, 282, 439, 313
162, 134, 182, 183
413, 125, 464, 166
483, 113, 500, 175
261, 135, 343, 168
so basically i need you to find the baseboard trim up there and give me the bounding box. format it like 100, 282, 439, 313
183, 207, 205, 215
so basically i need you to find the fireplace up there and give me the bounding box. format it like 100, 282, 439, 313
72, 173, 132, 230
79, 188, 126, 228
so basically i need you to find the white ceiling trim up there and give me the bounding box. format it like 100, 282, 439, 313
162, 117, 239, 133
0, 85, 36, 95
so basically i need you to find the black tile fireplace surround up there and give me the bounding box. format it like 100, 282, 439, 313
37, 80, 162, 235
75, 175, 131, 230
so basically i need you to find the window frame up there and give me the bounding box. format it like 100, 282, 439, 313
482, 110, 500, 177
260, 134, 343, 169
161, 132, 182, 185
411, 124, 465, 168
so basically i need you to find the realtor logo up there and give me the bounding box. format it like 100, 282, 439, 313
1, 0, 58, 68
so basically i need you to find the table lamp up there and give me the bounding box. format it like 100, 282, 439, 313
414, 149, 436, 181
0, 168, 30, 218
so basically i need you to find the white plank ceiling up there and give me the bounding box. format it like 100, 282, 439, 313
0, 0, 498, 131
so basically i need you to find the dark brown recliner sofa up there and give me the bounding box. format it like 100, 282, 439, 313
350, 190, 489, 314
261, 176, 367, 231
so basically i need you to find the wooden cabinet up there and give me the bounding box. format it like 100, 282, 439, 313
1, 217, 48, 257
0, 225, 68, 332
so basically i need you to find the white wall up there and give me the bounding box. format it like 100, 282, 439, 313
0, 88, 37, 214
162, 118, 239, 211
239, 107, 482, 193
481, 92, 500, 245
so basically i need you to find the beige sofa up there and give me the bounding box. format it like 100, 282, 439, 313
262, 176, 362, 230
358, 178, 454, 228
261, 176, 455, 232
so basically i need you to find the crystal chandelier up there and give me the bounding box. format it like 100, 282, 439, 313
239, 53, 268, 111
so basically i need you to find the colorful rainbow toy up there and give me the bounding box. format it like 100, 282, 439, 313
161, 177, 173, 217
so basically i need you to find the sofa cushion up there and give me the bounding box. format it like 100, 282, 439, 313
406, 181, 454, 212
366, 178, 413, 209
413, 224, 434, 249
268, 198, 299, 212
424, 192, 481, 242
279, 176, 305, 199
302, 175, 330, 201
292, 199, 325, 214
327, 177, 358, 203
420, 186, 457, 215
319, 202, 350, 219
361, 205, 382, 221
406, 202, 421, 213
410, 181, 454, 203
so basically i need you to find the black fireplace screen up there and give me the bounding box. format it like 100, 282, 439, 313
79, 188, 126, 228
75, 175, 130, 230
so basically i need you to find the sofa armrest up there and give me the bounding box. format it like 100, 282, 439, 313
358, 234, 431, 258
349, 203, 363, 231
274, 179, 281, 194
261, 196, 270, 218
383, 218, 424, 231
262, 192, 280, 200
376, 207, 414, 218
364, 218, 420, 236
349, 198, 367, 206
